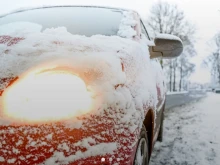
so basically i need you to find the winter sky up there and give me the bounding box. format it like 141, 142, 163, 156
0, 0, 220, 84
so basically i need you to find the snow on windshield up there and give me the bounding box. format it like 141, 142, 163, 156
117, 11, 137, 38
0, 7, 123, 37
0, 22, 42, 36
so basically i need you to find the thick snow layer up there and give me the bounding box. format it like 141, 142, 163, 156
0, 22, 42, 36
0, 26, 161, 122
156, 33, 182, 41
151, 93, 220, 165
0, 11, 165, 164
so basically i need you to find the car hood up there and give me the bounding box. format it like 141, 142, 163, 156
0, 27, 163, 164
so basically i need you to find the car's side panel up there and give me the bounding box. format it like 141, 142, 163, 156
150, 59, 166, 146
153, 99, 165, 145
137, 14, 166, 154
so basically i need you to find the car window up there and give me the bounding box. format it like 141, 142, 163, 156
0, 7, 123, 37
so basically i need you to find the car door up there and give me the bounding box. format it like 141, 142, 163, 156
140, 20, 166, 140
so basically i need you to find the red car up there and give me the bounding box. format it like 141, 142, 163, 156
0, 6, 183, 165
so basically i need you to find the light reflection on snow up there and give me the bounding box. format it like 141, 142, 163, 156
2, 68, 93, 123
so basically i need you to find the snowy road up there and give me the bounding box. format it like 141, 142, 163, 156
165, 90, 207, 110
150, 93, 220, 165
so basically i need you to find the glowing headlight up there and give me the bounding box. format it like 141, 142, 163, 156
2, 70, 92, 123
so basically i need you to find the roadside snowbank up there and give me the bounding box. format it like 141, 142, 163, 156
151, 93, 220, 165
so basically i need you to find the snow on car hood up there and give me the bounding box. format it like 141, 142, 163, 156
0, 25, 159, 111
0, 23, 165, 164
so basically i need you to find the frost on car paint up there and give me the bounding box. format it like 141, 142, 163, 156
0, 9, 165, 165
0, 36, 24, 46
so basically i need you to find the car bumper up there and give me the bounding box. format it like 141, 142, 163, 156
0, 113, 139, 165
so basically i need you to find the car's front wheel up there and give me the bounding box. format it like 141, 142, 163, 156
133, 125, 149, 165
157, 111, 164, 142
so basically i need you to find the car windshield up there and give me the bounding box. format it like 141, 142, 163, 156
0, 6, 123, 36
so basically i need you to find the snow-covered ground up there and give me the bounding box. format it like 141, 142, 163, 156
150, 93, 220, 165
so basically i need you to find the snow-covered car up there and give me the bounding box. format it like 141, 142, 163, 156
0, 6, 183, 165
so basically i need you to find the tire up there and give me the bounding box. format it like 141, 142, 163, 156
157, 111, 164, 142
133, 125, 149, 165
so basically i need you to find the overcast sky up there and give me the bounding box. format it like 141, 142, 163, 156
0, 0, 220, 84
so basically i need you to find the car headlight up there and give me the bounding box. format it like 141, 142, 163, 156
2, 69, 93, 123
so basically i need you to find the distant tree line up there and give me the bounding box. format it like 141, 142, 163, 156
146, 2, 196, 91
203, 33, 220, 87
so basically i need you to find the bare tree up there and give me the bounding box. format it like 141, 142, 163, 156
204, 33, 220, 86
178, 43, 196, 91
179, 59, 195, 90
165, 59, 173, 91
173, 59, 177, 91
148, 2, 185, 35
146, 1, 196, 91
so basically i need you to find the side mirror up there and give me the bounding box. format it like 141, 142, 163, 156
149, 34, 183, 59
